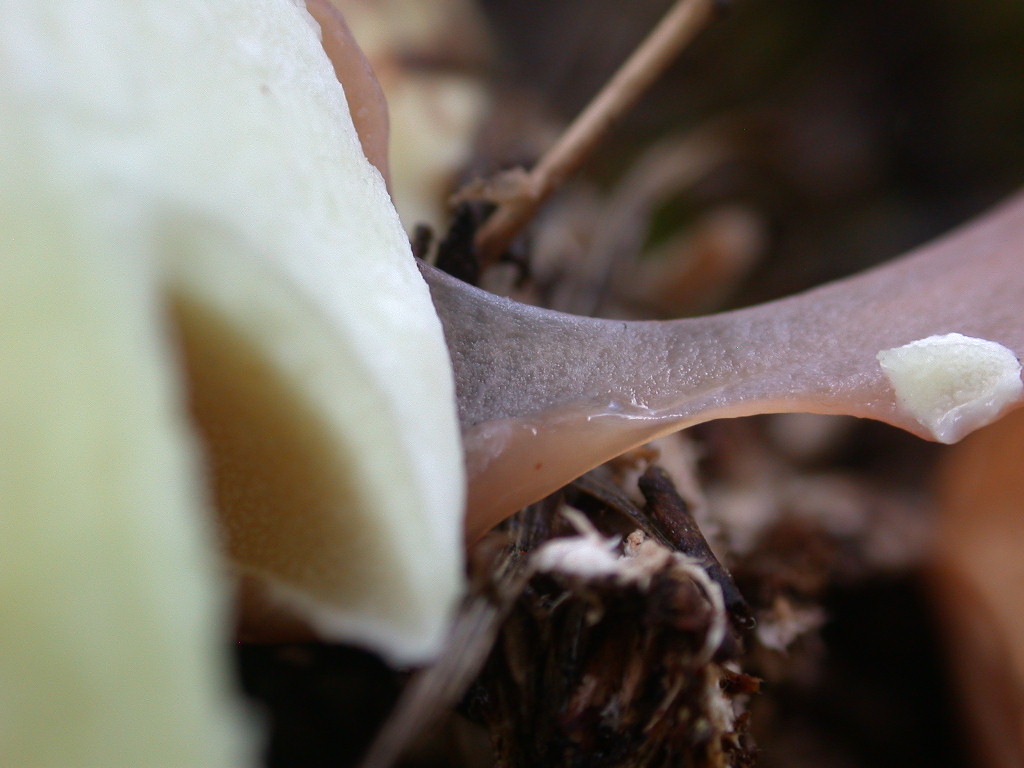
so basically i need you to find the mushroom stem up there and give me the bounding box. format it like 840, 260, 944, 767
425, 190, 1024, 541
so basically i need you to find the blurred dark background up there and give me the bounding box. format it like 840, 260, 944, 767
477, 0, 1024, 301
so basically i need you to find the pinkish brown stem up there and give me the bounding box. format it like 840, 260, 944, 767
423, 191, 1024, 542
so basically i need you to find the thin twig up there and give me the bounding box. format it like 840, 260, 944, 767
357, 598, 502, 768
472, 0, 720, 266
358, 544, 534, 768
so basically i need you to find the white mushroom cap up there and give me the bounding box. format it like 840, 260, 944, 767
1, 0, 465, 763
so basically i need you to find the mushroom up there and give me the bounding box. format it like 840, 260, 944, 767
422, 190, 1024, 541
303, 0, 391, 184
5, 1, 1024, 764
1, 0, 463, 764
324, 0, 494, 233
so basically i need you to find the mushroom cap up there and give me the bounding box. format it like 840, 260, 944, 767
1, 1, 465, 763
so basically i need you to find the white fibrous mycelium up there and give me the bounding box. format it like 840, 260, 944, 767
877, 333, 1023, 444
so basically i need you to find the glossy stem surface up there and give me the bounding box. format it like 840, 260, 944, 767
424, 191, 1024, 541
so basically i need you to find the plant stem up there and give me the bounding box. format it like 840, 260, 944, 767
472, 0, 720, 265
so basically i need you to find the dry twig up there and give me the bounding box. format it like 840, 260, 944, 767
471, 0, 721, 266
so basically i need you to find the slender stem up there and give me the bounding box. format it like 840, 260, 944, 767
473, 0, 719, 265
